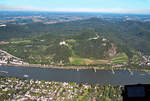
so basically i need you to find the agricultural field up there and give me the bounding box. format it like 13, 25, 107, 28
110, 53, 129, 65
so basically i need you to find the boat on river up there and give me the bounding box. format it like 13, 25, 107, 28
24, 75, 29, 78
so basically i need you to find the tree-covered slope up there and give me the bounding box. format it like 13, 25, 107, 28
0, 18, 150, 65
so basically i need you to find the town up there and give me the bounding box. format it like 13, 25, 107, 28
0, 76, 122, 101
0, 49, 28, 65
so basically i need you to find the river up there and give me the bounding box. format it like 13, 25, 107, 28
0, 66, 150, 85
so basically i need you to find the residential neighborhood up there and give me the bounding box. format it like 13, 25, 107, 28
0, 76, 123, 101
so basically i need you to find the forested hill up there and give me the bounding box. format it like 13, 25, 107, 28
0, 18, 150, 65
1, 18, 150, 54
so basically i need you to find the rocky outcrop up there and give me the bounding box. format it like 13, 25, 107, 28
108, 43, 117, 57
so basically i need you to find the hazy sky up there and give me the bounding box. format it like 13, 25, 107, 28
0, 0, 150, 14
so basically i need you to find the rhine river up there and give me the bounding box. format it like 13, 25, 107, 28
0, 66, 150, 85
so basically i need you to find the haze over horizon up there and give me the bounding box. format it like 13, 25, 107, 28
0, 0, 150, 14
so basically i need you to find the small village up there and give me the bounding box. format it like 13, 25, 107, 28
0, 49, 28, 65
139, 55, 150, 66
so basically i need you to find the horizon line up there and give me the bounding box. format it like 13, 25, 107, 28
0, 10, 150, 15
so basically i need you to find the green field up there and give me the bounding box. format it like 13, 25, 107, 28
69, 57, 109, 65
11, 40, 31, 44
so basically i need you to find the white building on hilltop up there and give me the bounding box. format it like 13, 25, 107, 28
102, 38, 107, 42
59, 41, 68, 46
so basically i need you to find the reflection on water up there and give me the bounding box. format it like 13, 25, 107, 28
0, 66, 150, 85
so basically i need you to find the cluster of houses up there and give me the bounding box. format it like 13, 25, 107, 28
59, 41, 68, 46
0, 76, 122, 101
139, 55, 150, 66
0, 49, 28, 65
0, 77, 93, 100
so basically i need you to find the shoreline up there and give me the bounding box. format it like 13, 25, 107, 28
2, 63, 104, 70
1, 63, 150, 73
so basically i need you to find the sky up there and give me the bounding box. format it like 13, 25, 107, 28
0, 0, 150, 14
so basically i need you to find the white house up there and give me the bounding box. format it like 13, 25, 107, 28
59, 41, 67, 46
102, 38, 107, 42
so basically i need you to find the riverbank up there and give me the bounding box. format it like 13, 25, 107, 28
2, 63, 150, 73
2, 63, 106, 70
